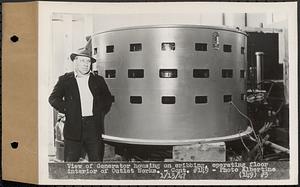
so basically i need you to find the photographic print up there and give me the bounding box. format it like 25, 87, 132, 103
4, 1, 292, 185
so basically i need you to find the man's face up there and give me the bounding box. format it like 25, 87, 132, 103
74, 56, 92, 75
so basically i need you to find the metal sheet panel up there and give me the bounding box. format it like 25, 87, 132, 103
92, 25, 248, 145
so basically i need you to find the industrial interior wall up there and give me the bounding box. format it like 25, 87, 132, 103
265, 13, 289, 104
92, 13, 277, 33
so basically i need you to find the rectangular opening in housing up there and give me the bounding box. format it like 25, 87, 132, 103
162, 96, 176, 104
224, 95, 232, 103
161, 42, 175, 51
240, 70, 245, 78
128, 69, 144, 78
106, 45, 114, 53
195, 43, 208, 51
223, 44, 232, 52
93, 47, 98, 55
130, 96, 142, 104
193, 69, 209, 78
241, 47, 245, 54
159, 69, 177, 78
195, 96, 208, 104
222, 69, 233, 78
130, 43, 142, 52
105, 70, 116, 78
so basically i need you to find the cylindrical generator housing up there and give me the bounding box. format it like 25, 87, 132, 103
92, 25, 249, 145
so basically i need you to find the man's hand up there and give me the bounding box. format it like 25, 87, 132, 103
57, 113, 66, 122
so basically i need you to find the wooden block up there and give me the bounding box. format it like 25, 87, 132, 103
103, 143, 115, 160
173, 142, 226, 162
164, 159, 174, 162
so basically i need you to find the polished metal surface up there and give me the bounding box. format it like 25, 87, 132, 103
92, 25, 248, 145
255, 52, 264, 89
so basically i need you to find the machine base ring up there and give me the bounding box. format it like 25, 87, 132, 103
102, 126, 253, 145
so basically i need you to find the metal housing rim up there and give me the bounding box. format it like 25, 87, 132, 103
93, 24, 248, 37
102, 126, 252, 145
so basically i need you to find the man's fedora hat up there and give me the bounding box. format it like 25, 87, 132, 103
70, 47, 96, 63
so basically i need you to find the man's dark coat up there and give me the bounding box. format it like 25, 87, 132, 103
49, 72, 112, 141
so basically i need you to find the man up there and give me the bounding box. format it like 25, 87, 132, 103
49, 47, 113, 162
